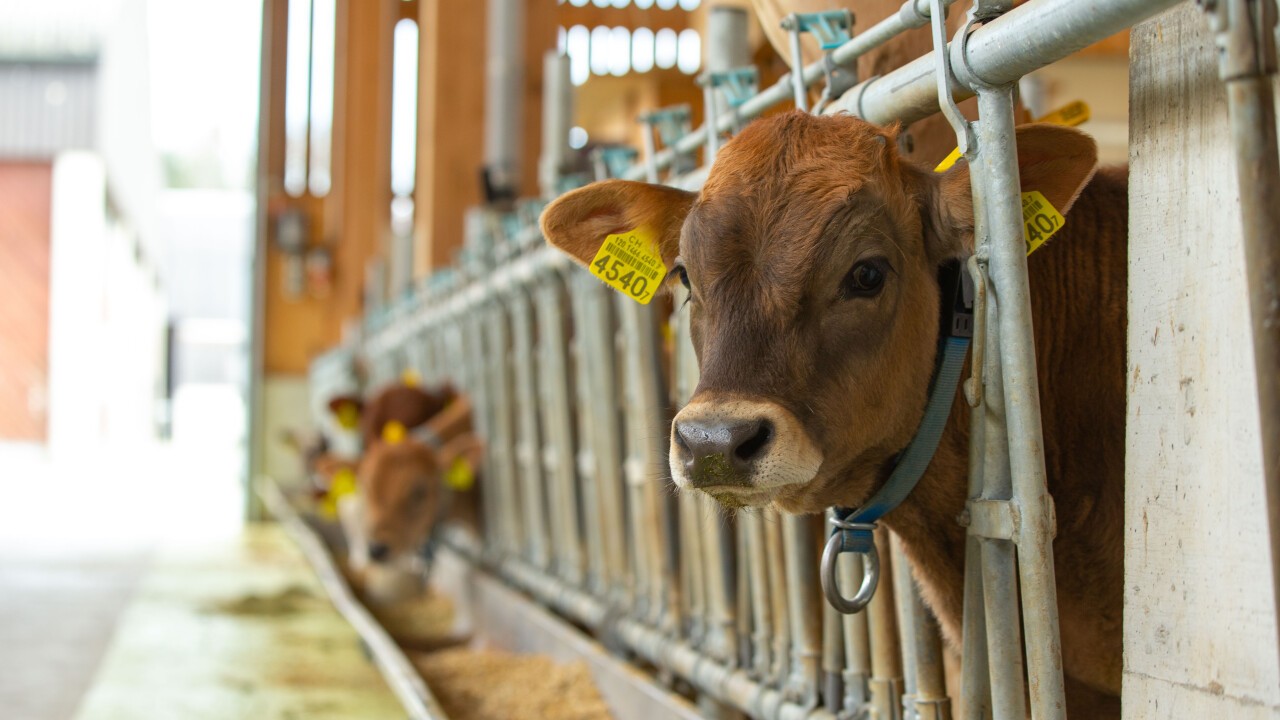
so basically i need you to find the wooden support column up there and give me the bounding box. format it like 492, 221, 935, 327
1124, 5, 1280, 717
414, 0, 487, 275
332, 0, 395, 322
520, 0, 559, 198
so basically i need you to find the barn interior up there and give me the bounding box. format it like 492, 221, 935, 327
0, 1, 1277, 719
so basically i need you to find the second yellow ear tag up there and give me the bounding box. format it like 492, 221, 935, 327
401, 369, 421, 387
1021, 191, 1065, 255
444, 457, 475, 492
319, 468, 358, 518
588, 227, 666, 305
335, 402, 360, 430
382, 420, 407, 445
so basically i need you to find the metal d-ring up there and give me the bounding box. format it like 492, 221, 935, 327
820, 520, 881, 614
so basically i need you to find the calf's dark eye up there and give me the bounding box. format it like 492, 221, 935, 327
841, 259, 888, 299
670, 263, 691, 290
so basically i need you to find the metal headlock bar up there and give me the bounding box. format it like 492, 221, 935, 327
303, 1, 1255, 719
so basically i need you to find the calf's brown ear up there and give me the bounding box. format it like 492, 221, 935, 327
540, 179, 695, 268
927, 123, 1098, 261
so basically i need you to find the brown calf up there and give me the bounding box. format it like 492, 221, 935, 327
541, 111, 1126, 716
357, 385, 483, 566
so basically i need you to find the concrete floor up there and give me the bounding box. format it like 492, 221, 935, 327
0, 443, 393, 720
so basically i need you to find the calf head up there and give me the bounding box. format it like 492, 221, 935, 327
360, 383, 457, 448
357, 440, 444, 564
542, 112, 1097, 514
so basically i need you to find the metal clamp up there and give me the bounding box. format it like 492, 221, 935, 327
927, 0, 974, 155
820, 517, 880, 614
964, 252, 987, 408
782, 10, 853, 112
703, 67, 759, 108
638, 105, 694, 178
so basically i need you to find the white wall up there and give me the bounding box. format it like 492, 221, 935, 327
47, 151, 167, 457
1125, 5, 1280, 717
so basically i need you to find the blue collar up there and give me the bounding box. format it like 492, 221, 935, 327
820, 259, 974, 613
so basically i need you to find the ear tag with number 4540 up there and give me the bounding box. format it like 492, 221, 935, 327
1021, 190, 1064, 255
589, 227, 667, 305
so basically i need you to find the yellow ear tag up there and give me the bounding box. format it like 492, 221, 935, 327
382, 420, 407, 445
335, 402, 360, 430
444, 457, 475, 492
1021, 191, 1065, 255
934, 100, 1093, 173
588, 227, 666, 305
401, 369, 421, 387
319, 468, 358, 518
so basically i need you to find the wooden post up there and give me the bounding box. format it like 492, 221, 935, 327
332, 0, 395, 320
1125, 5, 1280, 717
414, 0, 487, 275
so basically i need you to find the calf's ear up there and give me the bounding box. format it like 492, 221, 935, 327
540, 179, 695, 268
926, 123, 1098, 261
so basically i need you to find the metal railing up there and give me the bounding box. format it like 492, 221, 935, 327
300, 0, 1269, 718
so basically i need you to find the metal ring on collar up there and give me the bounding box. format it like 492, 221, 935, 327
820, 524, 881, 614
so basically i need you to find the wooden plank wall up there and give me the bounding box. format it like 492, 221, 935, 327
1125, 5, 1280, 717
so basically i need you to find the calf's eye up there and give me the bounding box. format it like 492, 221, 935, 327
670, 263, 691, 290
841, 259, 888, 299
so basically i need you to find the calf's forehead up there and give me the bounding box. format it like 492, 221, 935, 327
686, 113, 902, 269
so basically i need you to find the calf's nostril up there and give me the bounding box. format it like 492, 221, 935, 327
733, 421, 773, 462
368, 543, 390, 562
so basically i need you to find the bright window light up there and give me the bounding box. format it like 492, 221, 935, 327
611, 0, 630, 7
283, 0, 312, 197
569, 126, 589, 149
656, 0, 677, 10
390, 18, 418, 198
631, 27, 654, 73
557, 26, 566, 53
590, 26, 611, 75
633, 0, 653, 7
569, 0, 589, 5
678, 0, 700, 9
593, 0, 610, 7
677, 28, 700, 74
307, 0, 336, 196
609, 27, 630, 76
654, 27, 678, 69
567, 25, 590, 86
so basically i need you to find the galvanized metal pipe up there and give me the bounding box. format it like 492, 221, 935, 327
539, 51, 572, 198
535, 276, 585, 585
867, 528, 904, 720
745, 511, 774, 679
838, 552, 872, 713
764, 509, 793, 687
1209, 0, 1280, 653
782, 515, 821, 708
508, 289, 550, 566
975, 85, 1066, 719
622, 0, 962, 181
484, 0, 524, 195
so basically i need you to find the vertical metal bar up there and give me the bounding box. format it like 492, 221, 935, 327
890, 537, 919, 720
569, 280, 607, 593
616, 295, 676, 629
822, 590, 845, 713
974, 86, 1067, 719
508, 288, 550, 567
764, 509, 792, 687
536, 275, 585, 586
867, 528, 904, 720
782, 514, 820, 708
1210, 0, 1280, 651
839, 552, 872, 713
965, 134, 1025, 719
699, 495, 737, 664
576, 275, 630, 604
745, 511, 773, 679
